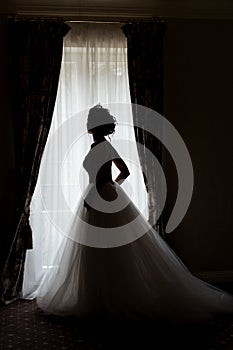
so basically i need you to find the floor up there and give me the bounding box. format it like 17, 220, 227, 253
1, 290, 233, 350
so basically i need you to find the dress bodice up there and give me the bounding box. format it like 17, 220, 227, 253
83, 140, 120, 184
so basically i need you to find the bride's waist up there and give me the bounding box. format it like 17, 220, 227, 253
86, 180, 117, 192
89, 179, 114, 185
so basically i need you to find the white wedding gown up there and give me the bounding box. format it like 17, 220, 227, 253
36, 140, 233, 325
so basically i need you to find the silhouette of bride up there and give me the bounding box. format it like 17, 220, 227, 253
36, 104, 233, 325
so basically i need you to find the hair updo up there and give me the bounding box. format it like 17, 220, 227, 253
87, 104, 117, 136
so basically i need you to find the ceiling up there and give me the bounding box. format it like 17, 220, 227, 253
3, 0, 233, 20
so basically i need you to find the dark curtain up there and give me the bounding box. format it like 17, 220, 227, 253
0, 20, 70, 304
122, 21, 166, 238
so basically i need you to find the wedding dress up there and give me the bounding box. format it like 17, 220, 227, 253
36, 139, 233, 325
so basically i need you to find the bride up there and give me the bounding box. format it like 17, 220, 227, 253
36, 104, 233, 325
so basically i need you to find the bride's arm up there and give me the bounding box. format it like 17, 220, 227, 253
113, 158, 130, 185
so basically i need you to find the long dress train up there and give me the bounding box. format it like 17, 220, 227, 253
36, 140, 233, 325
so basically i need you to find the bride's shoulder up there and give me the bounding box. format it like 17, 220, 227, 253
105, 140, 115, 150
105, 141, 120, 158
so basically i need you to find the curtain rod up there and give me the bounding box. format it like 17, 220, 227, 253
9, 13, 164, 24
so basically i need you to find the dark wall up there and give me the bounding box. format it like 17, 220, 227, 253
163, 19, 233, 277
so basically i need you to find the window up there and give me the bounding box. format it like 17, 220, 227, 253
23, 23, 148, 298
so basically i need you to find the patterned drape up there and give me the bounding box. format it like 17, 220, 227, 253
122, 21, 166, 237
0, 20, 70, 304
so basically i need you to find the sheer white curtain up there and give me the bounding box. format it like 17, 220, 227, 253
22, 23, 148, 299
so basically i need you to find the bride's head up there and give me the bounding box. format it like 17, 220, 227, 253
87, 104, 117, 137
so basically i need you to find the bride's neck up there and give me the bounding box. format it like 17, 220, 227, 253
93, 135, 106, 142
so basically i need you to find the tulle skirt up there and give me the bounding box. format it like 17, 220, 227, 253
36, 182, 233, 325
